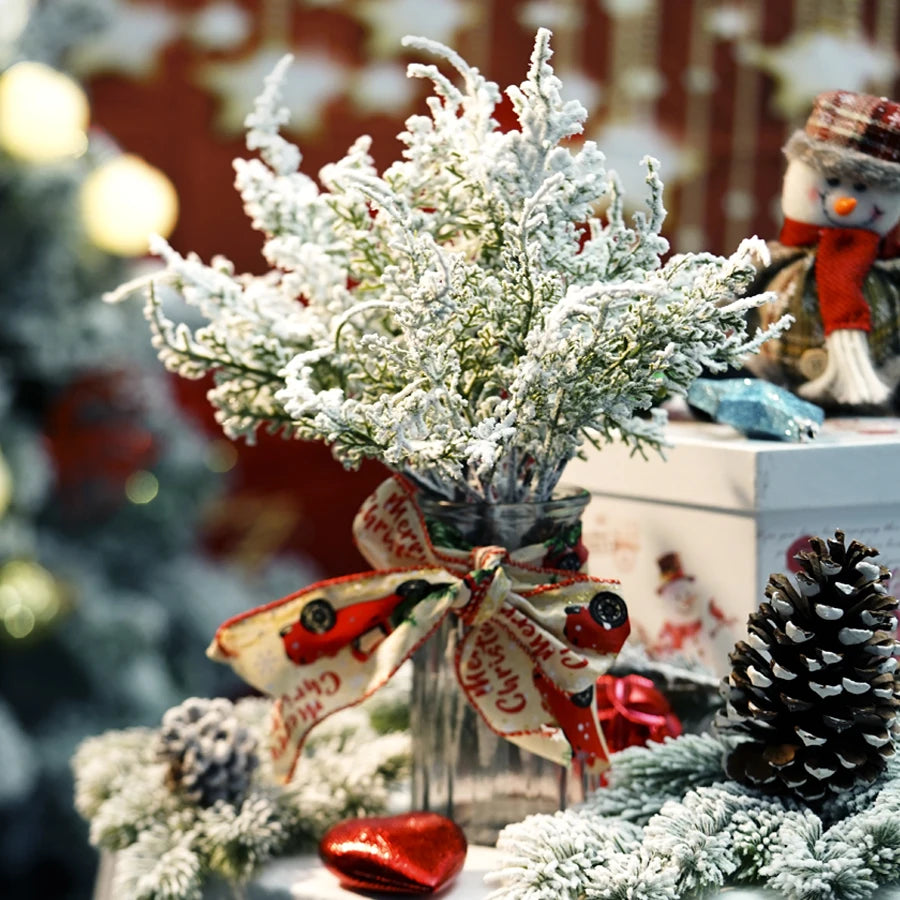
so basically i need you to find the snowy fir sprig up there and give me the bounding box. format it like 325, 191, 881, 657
110, 28, 788, 503
73, 687, 410, 900
485, 733, 900, 900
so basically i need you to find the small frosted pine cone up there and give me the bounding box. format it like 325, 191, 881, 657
717, 531, 900, 803
156, 697, 259, 807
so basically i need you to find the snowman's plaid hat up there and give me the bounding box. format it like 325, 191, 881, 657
784, 90, 900, 188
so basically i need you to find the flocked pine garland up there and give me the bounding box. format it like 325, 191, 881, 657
109, 28, 787, 504
488, 735, 900, 900
73, 677, 410, 900
486, 532, 900, 900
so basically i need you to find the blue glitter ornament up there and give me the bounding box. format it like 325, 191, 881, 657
687, 378, 824, 442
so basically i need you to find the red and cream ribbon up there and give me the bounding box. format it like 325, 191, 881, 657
209, 476, 630, 781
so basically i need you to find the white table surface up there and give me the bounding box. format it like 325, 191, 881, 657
245, 850, 900, 899
97, 847, 900, 899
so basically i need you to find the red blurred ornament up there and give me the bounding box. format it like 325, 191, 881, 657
595, 674, 682, 753
44, 371, 157, 517
172, 374, 386, 574
319, 812, 467, 895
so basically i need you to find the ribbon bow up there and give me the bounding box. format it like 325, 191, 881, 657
209, 476, 630, 781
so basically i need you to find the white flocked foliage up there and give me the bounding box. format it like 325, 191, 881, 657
73, 688, 411, 900
485, 733, 900, 900
111, 29, 787, 503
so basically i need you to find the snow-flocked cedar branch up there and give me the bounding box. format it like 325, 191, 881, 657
485, 533, 900, 900
73, 689, 411, 900
109, 28, 788, 504
717, 531, 900, 802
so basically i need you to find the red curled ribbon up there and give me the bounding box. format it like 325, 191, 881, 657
209, 476, 630, 781
594, 674, 682, 754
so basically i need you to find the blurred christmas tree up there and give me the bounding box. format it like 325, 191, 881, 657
0, 3, 313, 897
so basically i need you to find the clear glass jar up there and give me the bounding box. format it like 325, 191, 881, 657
411, 487, 591, 845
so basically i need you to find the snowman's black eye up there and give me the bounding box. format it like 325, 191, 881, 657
853, 183, 868, 192
826, 177, 840, 187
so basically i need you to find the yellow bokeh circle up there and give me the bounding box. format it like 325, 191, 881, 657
0, 60, 89, 162
81, 154, 178, 256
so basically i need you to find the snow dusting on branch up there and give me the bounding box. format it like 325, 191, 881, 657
113, 29, 787, 502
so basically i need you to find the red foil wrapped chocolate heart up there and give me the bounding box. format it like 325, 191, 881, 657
319, 811, 467, 894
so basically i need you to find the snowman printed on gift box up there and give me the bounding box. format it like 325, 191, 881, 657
748, 90, 900, 411
650, 552, 736, 667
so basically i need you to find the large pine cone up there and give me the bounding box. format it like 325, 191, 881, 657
156, 697, 259, 807
717, 531, 900, 802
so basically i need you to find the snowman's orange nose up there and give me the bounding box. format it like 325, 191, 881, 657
833, 196, 857, 216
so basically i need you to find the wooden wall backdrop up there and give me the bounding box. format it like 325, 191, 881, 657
77, 0, 900, 575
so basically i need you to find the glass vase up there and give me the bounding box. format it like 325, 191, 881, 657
411, 487, 592, 845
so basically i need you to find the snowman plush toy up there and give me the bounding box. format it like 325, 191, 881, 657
748, 90, 900, 410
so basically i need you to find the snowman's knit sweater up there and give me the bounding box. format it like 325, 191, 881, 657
779, 217, 889, 333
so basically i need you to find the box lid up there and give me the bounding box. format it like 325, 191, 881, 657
565, 417, 900, 513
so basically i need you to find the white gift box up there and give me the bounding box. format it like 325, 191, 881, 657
566, 417, 900, 677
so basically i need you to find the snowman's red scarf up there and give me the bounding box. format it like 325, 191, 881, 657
779, 217, 897, 334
